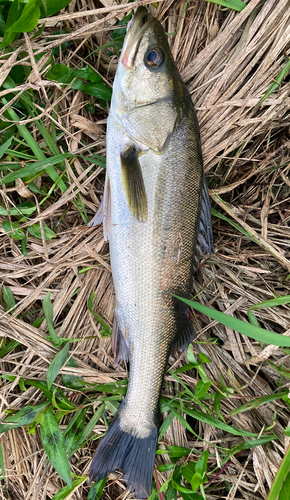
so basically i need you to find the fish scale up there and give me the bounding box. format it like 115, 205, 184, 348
89, 6, 213, 498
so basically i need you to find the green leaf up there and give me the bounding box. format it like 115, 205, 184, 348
81, 82, 112, 100
190, 472, 202, 492
278, 471, 290, 500
88, 292, 111, 336
194, 381, 211, 399
62, 356, 85, 389
171, 479, 198, 495
8, 0, 40, 32
73, 65, 101, 82
204, 0, 246, 11
257, 58, 290, 107
2, 285, 16, 312
40, 407, 71, 486
0, 0, 22, 49
28, 222, 57, 241
0, 201, 36, 217
211, 208, 256, 242
39, 0, 47, 16
1, 153, 72, 184
0, 374, 17, 381
230, 391, 288, 415
213, 390, 224, 421
47, 343, 70, 390
249, 295, 290, 311
198, 353, 211, 364
268, 443, 290, 500
158, 463, 175, 472
46, 64, 74, 83
21, 235, 28, 256
63, 408, 86, 455
0, 441, 5, 481
24, 380, 75, 411
2, 221, 25, 240
176, 296, 290, 348
172, 403, 258, 437
228, 435, 277, 456
87, 478, 107, 500
43, 292, 61, 347
79, 154, 106, 168
0, 402, 49, 434
51, 476, 87, 499
0, 339, 19, 358
46, 0, 73, 16
159, 411, 175, 440
182, 462, 196, 483
247, 309, 260, 328
268, 360, 290, 379
167, 445, 191, 459
195, 450, 208, 477
0, 137, 14, 160
82, 403, 106, 441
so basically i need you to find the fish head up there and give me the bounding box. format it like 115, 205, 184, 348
111, 7, 185, 124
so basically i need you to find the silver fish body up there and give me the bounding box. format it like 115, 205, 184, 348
89, 7, 213, 498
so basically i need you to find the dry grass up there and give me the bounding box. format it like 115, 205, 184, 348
0, 0, 290, 498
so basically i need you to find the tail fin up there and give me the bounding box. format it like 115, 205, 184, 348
89, 408, 158, 499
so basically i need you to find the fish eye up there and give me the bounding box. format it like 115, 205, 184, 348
145, 48, 165, 69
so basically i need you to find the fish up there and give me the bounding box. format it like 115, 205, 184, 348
88, 6, 213, 498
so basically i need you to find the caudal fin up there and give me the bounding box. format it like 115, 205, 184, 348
89, 409, 158, 499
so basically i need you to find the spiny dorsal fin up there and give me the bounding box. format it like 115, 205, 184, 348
120, 146, 147, 222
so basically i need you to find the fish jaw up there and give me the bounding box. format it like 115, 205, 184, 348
121, 7, 154, 69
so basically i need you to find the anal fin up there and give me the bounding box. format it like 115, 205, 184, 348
172, 313, 195, 355
112, 317, 130, 367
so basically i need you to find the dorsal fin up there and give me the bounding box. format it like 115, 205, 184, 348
120, 146, 147, 222
195, 175, 214, 262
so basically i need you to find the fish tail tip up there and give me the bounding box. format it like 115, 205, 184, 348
89, 409, 158, 498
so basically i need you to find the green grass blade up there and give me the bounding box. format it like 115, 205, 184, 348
175, 296, 290, 347
87, 478, 107, 500
228, 435, 277, 456
0, 137, 14, 160
82, 403, 106, 441
2, 153, 72, 185
1, 97, 68, 192
179, 405, 258, 438
268, 444, 290, 500
52, 476, 87, 500
257, 58, 290, 107
47, 343, 70, 390
248, 295, 290, 311
230, 391, 288, 415
0, 441, 5, 481
211, 208, 256, 242
43, 292, 62, 347
205, 0, 246, 12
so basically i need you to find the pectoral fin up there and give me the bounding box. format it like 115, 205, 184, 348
120, 146, 147, 222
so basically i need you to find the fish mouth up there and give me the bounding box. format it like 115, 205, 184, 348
121, 7, 155, 69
